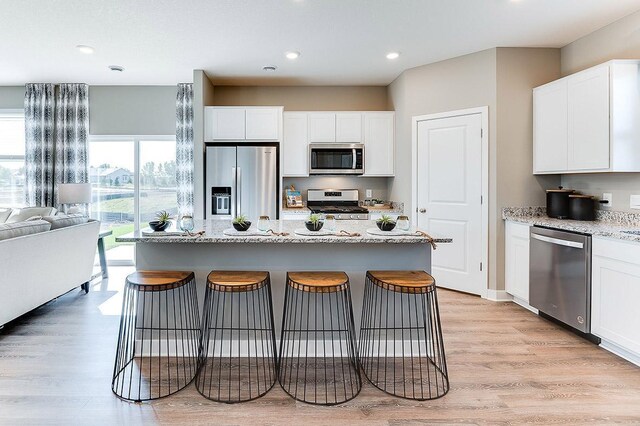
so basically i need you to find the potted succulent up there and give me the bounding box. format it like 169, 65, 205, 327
376, 214, 397, 231
232, 214, 252, 231
305, 213, 324, 232
149, 210, 173, 232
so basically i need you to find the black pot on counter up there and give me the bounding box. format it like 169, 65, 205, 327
546, 187, 574, 219
568, 195, 596, 221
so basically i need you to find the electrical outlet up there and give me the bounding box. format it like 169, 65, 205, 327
366, 189, 373, 198
601, 193, 612, 208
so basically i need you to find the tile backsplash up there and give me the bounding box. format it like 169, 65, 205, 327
283, 176, 390, 204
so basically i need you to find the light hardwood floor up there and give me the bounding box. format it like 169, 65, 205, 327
1, 266, 640, 425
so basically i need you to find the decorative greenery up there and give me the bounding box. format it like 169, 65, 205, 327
307, 213, 323, 225
377, 214, 396, 224
233, 214, 249, 225
155, 210, 173, 225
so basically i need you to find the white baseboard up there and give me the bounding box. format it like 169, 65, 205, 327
511, 296, 539, 314
485, 289, 512, 302
600, 339, 640, 367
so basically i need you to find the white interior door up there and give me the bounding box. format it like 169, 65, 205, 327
416, 113, 484, 295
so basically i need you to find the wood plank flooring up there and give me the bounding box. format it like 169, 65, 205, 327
1, 266, 639, 425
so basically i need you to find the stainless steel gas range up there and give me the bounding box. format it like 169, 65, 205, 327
307, 189, 369, 220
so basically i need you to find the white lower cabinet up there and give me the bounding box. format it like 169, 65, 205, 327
505, 221, 533, 309
592, 237, 640, 364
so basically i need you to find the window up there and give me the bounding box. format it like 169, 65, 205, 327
0, 110, 25, 208
89, 136, 176, 264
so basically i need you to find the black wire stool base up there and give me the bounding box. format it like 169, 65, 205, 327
278, 273, 362, 406
112, 272, 200, 402
359, 272, 449, 401
196, 273, 278, 403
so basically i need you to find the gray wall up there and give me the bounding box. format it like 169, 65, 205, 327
0, 86, 24, 109
560, 10, 640, 211
89, 86, 176, 135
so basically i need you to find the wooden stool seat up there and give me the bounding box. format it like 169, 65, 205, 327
126, 270, 194, 291
287, 271, 349, 293
367, 270, 435, 294
207, 271, 269, 292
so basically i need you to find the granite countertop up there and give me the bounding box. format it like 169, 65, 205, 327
502, 206, 640, 243
117, 219, 452, 245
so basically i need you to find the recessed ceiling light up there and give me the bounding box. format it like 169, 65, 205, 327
386, 52, 400, 60
263, 65, 277, 72
76, 45, 94, 54
285, 51, 300, 60
108, 65, 124, 72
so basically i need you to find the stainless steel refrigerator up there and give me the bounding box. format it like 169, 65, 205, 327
205, 145, 278, 220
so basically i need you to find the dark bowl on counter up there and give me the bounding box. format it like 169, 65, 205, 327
232, 221, 252, 231
376, 221, 397, 232
304, 221, 324, 232
149, 221, 170, 232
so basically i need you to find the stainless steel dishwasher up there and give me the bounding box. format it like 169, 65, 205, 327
529, 226, 592, 333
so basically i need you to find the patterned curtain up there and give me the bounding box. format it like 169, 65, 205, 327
176, 83, 194, 217
54, 83, 89, 207
24, 83, 55, 207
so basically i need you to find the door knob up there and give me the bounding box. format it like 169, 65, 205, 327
419, 208, 426, 213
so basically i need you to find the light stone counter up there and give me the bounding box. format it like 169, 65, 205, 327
117, 219, 451, 244
502, 207, 640, 243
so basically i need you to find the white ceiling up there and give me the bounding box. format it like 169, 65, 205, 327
2, 0, 640, 86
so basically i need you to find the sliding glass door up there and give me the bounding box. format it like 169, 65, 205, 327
89, 136, 176, 265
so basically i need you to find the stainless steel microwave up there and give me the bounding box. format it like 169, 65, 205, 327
308, 143, 364, 175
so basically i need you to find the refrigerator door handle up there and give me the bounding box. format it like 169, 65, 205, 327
237, 167, 242, 216
231, 167, 237, 218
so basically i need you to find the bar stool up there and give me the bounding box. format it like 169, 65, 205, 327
196, 271, 277, 403
359, 270, 449, 400
278, 271, 361, 405
112, 271, 200, 402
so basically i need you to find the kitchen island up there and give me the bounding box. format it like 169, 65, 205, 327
117, 219, 451, 331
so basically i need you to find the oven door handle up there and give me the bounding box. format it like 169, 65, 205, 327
531, 233, 584, 249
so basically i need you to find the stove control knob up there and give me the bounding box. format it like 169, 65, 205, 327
350, 214, 355, 219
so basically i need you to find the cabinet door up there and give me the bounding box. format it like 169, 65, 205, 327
592, 238, 640, 355
336, 113, 362, 142
205, 108, 245, 141
282, 112, 309, 177
308, 113, 336, 142
505, 221, 530, 302
363, 112, 394, 176
533, 81, 568, 173
567, 66, 610, 171
246, 108, 280, 140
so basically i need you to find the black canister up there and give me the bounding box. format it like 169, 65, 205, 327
546, 187, 574, 219
568, 195, 595, 221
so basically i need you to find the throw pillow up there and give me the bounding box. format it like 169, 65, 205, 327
6, 207, 58, 223
0, 208, 11, 223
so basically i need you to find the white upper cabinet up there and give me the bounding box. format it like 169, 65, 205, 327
363, 112, 395, 176
336, 113, 363, 142
205, 107, 281, 142
205, 108, 245, 140
245, 108, 280, 140
308, 113, 336, 143
567, 65, 610, 171
282, 112, 309, 177
533, 60, 640, 174
533, 80, 568, 173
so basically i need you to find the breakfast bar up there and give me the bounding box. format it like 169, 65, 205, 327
117, 219, 451, 331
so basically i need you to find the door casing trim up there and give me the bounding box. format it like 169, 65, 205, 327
411, 106, 489, 299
